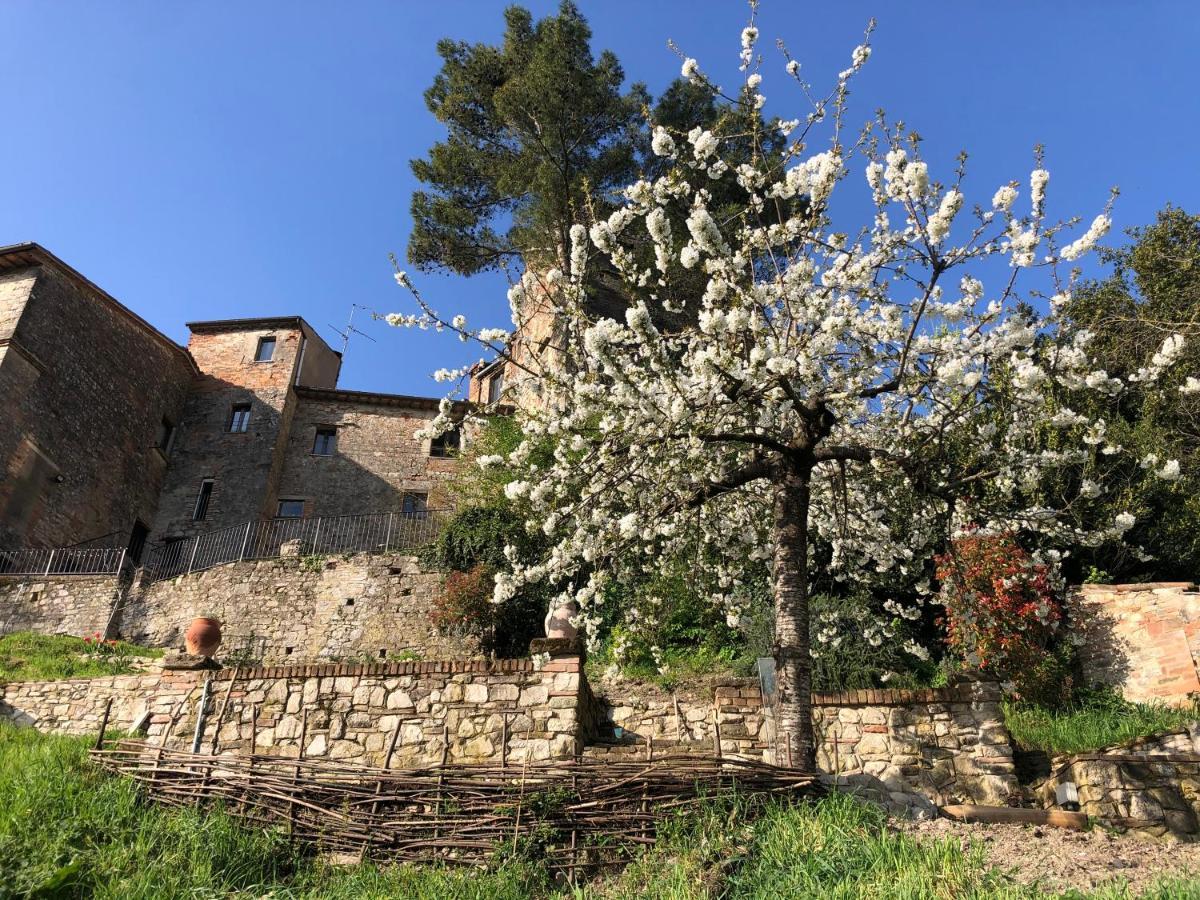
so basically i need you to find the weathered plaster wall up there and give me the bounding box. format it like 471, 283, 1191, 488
1070, 582, 1200, 704
0, 574, 122, 638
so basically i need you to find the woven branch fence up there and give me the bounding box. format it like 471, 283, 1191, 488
91, 740, 824, 873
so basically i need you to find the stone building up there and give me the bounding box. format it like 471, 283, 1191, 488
0, 242, 467, 562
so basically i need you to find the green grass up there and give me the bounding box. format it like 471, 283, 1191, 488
1003, 692, 1197, 755
2, 720, 1198, 899
0, 631, 163, 684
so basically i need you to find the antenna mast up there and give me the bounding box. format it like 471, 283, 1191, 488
329, 304, 377, 358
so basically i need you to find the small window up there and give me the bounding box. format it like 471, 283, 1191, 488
487, 371, 504, 404
277, 499, 305, 518
156, 416, 176, 454
402, 493, 428, 517
255, 336, 276, 362
193, 479, 214, 521
312, 427, 337, 456
429, 427, 460, 458
229, 403, 251, 433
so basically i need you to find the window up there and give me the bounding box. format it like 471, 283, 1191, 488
156, 416, 176, 454
401, 492, 428, 517
255, 336, 276, 362
487, 371, 504, 404
193, 480, 214, 521
228, 403, 251, 433
429, 427, 460, 458
312, 427, 337, 456
277, 499, 305, 518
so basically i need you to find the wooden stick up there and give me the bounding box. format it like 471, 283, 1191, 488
95, 697, 114, 751
209, 669, 239, 755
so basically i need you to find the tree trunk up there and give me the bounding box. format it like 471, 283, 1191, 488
772, 461, 817, 770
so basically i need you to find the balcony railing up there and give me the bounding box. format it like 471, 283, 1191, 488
143, 510, 448, 583
0, 547, 128, 577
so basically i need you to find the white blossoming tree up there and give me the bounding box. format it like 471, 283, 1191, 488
389, 14, 1182, 767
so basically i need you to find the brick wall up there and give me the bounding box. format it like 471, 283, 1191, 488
1070, 582, 1200, 704
0, 574, 123, 637
119, 553, 472, 662
0, 261, 194, 549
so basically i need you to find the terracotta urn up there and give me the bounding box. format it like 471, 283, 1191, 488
184, 617, 222, 657
543, 600, 578, 641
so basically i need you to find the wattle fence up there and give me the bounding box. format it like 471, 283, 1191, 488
143, 510, 449, 582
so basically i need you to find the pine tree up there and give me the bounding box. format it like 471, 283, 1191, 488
407, 2, 648, 278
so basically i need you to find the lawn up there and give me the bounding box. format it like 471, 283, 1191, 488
0, 631, 162, 684
1002, 691, 1197, 756
2, 721, 1199, 899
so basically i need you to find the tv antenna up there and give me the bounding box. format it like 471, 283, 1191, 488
328, 304, 377, 357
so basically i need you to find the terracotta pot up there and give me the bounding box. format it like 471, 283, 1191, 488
543, 601, 578, 641
184, 617, 222, 657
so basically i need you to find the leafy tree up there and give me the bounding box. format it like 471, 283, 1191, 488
407, 2, 648, 278
395, 19, 1164, 767
1056, 207, 1200, 579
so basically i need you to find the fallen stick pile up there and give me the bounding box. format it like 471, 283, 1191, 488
90, 740, 823, 872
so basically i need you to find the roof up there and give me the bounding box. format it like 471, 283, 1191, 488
295, 385, 470, 413
0, 242, 195, 368
187, 316, 307, 333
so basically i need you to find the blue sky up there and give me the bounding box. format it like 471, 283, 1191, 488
2, 2, 1197, 395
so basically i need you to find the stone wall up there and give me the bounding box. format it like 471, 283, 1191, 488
276, 389, 460, 515
0, 255, 195, 549
1037, 727, 1200, 838
1, 656, 590, 767
0, 574, 123, 638
0, 669, 196, 735
1071, 582, 1200, 704
150, 657, 588, 766
592, 676, 1017, 817
120, 553, 470, 663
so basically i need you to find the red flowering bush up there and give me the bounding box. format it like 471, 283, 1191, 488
936, 531, 1066, 700
432, 564, 496, 635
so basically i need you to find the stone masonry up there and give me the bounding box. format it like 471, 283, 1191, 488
0, 574, 123, 638
1036, 726, 1200, 839
590, 675, 1017, 816
0, 246, 195, 549
118, 553, 473, 662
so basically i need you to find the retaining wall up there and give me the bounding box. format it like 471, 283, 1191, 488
1, 552, 471, 663
1037, 727, 1200, 839
591, 676, 1017, 816
0, 574, 122, 638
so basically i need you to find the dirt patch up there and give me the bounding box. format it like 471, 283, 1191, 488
899, 816, 1200, 894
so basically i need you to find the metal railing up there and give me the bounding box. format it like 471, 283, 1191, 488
143, 510, 448, 582
0, 547, 128, 577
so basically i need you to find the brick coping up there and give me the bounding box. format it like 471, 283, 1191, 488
211, 658, 538, 681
